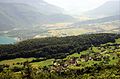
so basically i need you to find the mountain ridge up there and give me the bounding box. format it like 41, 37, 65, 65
72, 15, 120, 27
85, 1, 120, 17
0, 0, 74, 31
0, 0, 64, 15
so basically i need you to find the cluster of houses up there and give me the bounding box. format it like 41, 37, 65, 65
47, 43, 120, 72
49, 54, 109, 72
49, 57, 79, 72
50, 50, 120, 72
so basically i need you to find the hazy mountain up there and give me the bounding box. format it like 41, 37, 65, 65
72, 15, 120, 27
0, 3, 46, 31
85, 1, 120, 17
0, 0, 63, 15
0, 0, 74, 31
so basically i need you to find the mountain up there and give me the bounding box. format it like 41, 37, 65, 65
0, 0, 74, 31
0, 3, 46, 31
85, 1, 120, 17
72, 15, 120, 26
0, 0, 63, 15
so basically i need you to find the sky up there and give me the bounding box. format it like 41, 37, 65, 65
44, 0, 118, 15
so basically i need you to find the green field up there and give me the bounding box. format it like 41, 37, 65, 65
0, 58, 55, 68
0, 58, 35, 67
64, 38, 120, 69
31, 59, 55, 68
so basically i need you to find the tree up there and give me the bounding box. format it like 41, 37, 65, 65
21, 61, 33, 79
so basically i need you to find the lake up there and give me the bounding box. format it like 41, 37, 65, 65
0, 36, 17, 44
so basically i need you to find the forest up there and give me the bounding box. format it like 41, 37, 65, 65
0, 33, 120, 79
0, 33, 120, 61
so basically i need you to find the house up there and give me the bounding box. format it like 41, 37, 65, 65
80, 54, 89, 62
69, 57, 78, 65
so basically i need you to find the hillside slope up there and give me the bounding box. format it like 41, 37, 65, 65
0, 0, 74, 31
72, 15, 120, 26
0, 33, 120, 61
85, 1, 120, 17
0, 0, 63, 15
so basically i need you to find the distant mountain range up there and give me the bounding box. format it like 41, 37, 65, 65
85, 1, 120, 17
0, 0, 63, 15
0, 0, 74, 31
72, 15, 120, 27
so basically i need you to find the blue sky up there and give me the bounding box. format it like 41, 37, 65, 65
44, 0, 119, 15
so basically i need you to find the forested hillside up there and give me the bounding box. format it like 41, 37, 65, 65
0, 33, 120, 61
0, 33, 120, 79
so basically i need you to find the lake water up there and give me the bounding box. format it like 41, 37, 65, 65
0, 36, 17, 44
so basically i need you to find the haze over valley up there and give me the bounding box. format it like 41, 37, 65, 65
0, 0, 119, 41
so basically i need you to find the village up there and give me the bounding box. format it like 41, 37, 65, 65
49, 43, 120, 72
